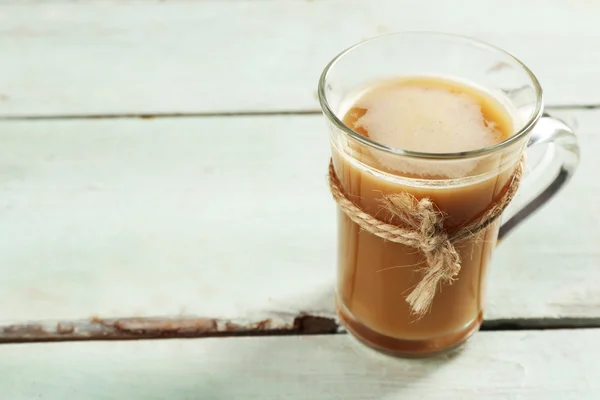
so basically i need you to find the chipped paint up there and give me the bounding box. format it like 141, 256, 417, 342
0, 313, 341, 344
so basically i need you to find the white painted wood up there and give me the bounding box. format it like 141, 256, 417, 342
0, 0, 598, 116
0, 110, 597, 325
2, 331, 600, 399
0, 115, 335, 323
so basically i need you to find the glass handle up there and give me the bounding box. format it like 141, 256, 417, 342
498, 113, 580, 240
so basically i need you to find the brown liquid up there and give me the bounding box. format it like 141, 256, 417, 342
332, 77, 516, 356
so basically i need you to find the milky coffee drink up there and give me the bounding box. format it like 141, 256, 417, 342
331, 76, 517, 356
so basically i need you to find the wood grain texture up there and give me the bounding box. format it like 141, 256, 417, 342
3, 331, 600, 399
0, 0, 598, 117
0, 109, 597, 330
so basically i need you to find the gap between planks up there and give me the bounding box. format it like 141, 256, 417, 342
0, 104, 598, 121
3, 314, 600, 344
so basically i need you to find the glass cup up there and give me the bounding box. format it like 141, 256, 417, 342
318, 32, 579, 358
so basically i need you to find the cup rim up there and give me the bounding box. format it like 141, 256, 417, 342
318, 31, 544, 160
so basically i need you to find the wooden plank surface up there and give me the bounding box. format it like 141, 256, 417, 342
0, 0, 598, 117
0, 109, 597, 330
3, 330, 600, 399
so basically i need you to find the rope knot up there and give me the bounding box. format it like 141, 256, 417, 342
328, 157, 524, 318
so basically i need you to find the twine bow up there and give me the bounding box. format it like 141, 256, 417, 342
328, 158, 524, 317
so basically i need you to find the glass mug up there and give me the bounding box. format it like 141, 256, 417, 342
318, 32, 579, 358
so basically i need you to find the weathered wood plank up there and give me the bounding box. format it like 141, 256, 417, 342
0, 109, 597, 332
2, 331, 600, 399
0, 314, 340, 343
0, 0, 599, 116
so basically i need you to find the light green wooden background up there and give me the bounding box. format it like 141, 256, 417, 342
1, 1, 599, 398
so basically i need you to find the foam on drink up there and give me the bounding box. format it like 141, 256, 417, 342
342, 77, 514, 178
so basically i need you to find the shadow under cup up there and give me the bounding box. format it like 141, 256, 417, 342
319, 33, 579, 358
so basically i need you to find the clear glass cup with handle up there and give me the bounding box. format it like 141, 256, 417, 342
318, 32, 579, 358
